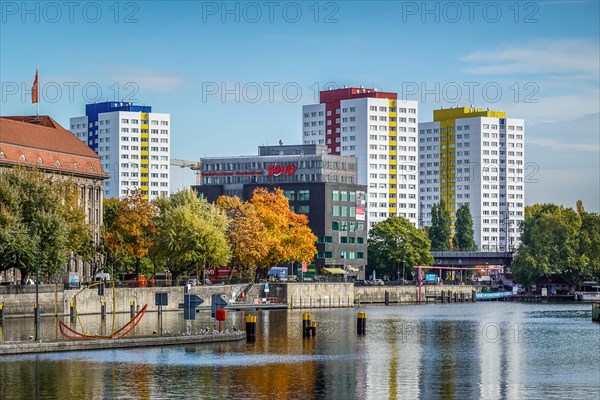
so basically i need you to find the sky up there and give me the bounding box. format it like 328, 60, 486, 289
1, 0, 599, 211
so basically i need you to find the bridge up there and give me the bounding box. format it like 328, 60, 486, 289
430, 251, 514, 267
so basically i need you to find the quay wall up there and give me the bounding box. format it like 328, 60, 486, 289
0, 283, 483, 316
0, 284, 250, 317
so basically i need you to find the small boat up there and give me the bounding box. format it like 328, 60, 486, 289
574, 286, 600, 302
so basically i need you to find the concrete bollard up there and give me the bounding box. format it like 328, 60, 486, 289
472, 289, 477, 302
130, 300, 135, 318
100, 300, 106, 320
0, 303, 4, 324
384, 291, 389, 306
357, 311, 367, 335
245, 315, 257, 340
448, 290, 453, 303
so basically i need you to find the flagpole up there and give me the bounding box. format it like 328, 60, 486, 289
35, 66, 39, 119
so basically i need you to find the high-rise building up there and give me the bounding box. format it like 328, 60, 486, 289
70, 101, 170, 200
418, 107, 525, 250
302, 87, 419, 228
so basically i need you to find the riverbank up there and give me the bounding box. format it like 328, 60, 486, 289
0, 331, 246, 355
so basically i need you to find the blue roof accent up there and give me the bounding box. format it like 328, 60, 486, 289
85, 101, 152, 115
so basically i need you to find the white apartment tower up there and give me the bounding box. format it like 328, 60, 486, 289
302, 88, 419, 228
418, 107, 525, 250
70, 101, 170, 200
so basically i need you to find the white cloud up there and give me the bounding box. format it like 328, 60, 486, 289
499, 91, 600, 124
461, 39, 599, 77
528, 138, 599, 153
106, 66, 185, 93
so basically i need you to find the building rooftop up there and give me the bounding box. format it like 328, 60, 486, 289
432, 106, 507, 121
0, 116, 108, 179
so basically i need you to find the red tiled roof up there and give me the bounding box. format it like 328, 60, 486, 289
0, 116, 108, 179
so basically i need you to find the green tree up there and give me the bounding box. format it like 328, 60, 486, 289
429, 202, 451, 251
0, 168, 90, 281
512, 203, 589, 286
153, 190, 231, 282
454, 204, 477, 251
368, 216, 434, 280
578, 207, 600, 279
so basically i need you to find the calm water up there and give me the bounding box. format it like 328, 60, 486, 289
0, 303, 598, 399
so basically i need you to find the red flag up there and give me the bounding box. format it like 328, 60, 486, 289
32, 69, 39, 104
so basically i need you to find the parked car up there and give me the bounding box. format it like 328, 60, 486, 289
354, 280, 367, 286
369, 279, 385, 286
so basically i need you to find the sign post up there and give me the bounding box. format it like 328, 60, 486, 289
183, 293, 204, 335
155, 292, 168, 335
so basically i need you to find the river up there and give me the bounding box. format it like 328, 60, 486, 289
0, 302, 598, 399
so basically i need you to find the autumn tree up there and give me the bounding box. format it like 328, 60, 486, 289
216, 195, 268, 280
250, 188, 317, 277
103, 189, 158, 276
153, 189, 230, 282
454, 204, 477, 251
368, 216, 434, 280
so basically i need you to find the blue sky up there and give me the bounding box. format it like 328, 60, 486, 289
1, 0, 599, 211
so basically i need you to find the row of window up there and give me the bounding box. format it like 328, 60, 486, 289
282, 190, 310, 201
331, 190, 357, 202
331, 221, 365, 231
315, 251, 364, 259
317, 236, 365, 244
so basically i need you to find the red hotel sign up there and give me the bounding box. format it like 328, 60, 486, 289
268, 165, 296, 176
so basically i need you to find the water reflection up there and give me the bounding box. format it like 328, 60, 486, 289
0, 303, 598, 399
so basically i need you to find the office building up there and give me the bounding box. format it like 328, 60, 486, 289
192, 144, 367, 279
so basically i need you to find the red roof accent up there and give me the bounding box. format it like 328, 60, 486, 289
319, 88, 397, 103
0, 116, 108, 179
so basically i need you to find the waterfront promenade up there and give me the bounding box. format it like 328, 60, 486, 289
0, 331, 246, 355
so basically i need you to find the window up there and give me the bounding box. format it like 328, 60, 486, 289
297, 190, 310, 201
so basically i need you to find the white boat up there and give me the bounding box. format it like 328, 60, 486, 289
574, 286, 600, 302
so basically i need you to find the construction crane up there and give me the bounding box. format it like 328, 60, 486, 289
170, 159, 201, 185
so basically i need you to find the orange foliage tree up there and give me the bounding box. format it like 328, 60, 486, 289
216, 195, 269, 280
250, 188, 317, 276
103, 190, 158, 275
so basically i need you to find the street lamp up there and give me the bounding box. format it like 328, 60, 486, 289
396, 236, 407, 284
9, 230, 40, 341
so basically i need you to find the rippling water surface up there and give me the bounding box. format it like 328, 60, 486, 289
1, 302, 598, 399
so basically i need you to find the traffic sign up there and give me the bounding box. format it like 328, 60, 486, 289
211, 294, 228, 318
183, 293, 204, 320
155, 292, 168, 306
